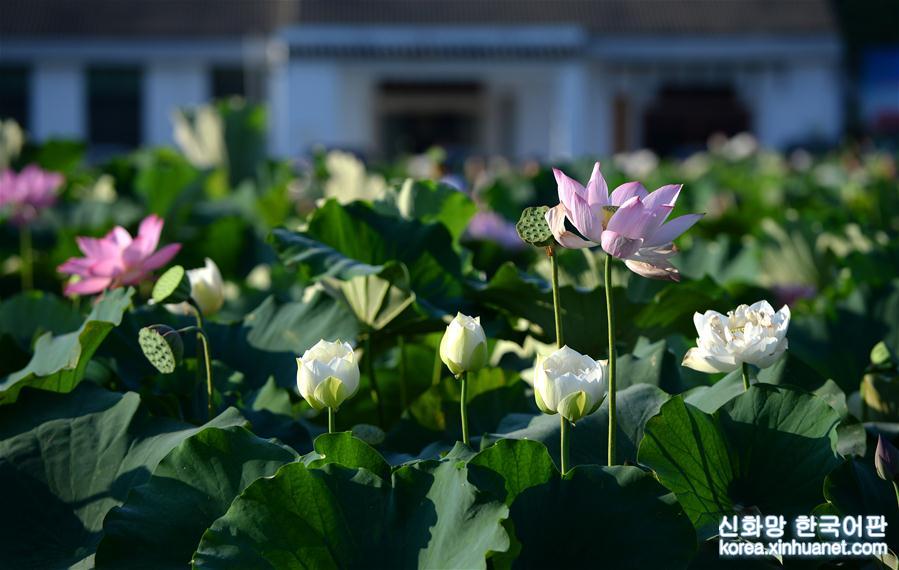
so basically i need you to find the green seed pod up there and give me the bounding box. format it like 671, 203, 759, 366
152, 265, 192, 305
515, 206, 556, 248
139, 325, 184, 374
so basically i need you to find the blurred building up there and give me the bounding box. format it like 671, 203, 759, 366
0, 0, 842, 158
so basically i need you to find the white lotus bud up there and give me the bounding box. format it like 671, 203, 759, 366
188, 258, 224, 316
296, 339, 360, 410
534, 346, 607, 423
165, 258, 224, 316
439, 313, 488, 376
682, 301, 790, 373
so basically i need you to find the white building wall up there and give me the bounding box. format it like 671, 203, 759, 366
550, 62, 589, 159
270, 60, 344, 157
754, 62, 843, 148
31, 62, 85, 141
144, 62, 209, 146
275, 59, 565, 159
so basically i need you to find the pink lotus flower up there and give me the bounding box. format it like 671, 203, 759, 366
58, 214, 181, 296
546, 162, 703, 281
0, 165, 64, 226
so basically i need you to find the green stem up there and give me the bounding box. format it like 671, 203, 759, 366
188, 298, 214, 421
431, 343, 443, 386
20, 224, 32, 291
893, 481, 899, 510
197, 328, 214, 420
742, 362, 751, 392
366, 334, 385, 428
560, 416, 570, 476
604, 254, 617, 466
328, 407, 336, 434
548, 247, 563, 348
459, 372, 470, 446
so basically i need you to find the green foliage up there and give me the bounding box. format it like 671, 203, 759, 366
95, 426, 297, 569
639, 385, 843, 539
469, 439, 696, 568
3, 132, 898, 567
0, 287, 134, 404
0, 384, 245, 568
192, 459, 510, 569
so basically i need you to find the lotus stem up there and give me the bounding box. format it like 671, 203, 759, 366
20, 224, 32, 291
328, 407, 336, 434
742, 362, 751, 392
459, 372, 470, 446
431, 343, 443, 386
560, 416, 570, 476
188, 298, 215, 420
604, 254, 617, 466
548, 246, 563, 348
199, 330, 213, 420
365, 334, 385, 428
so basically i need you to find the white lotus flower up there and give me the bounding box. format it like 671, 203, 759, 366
682, 301, 790, 373
534, 346, 607, 423
296, 339, 360, 410
166, 258, 224, 316
439, 313, 488, 376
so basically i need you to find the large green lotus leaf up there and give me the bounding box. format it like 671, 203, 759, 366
240, 291, 359, 355
241, 377, 312, 452
95, 426, 297, 569
683, 371, 746, 413
374, 178, 477, 244
107, 291, 358, 392
0, 290, 83, 348
638, 385, 842, 539
328, 261, 418, 332
305, 432, 391, 481
469, 440, 696, 568
817, 459, 899, 554
474, 262, 643, 357
270, 199, 464, 317
683, 352, 834, 415
615, 337, 684, 392
488, 384, 669, 468
0, 287, 134, 405
0, 383, 245, 568
192, 459, 509, 569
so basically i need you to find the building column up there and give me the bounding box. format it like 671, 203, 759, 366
143, 62, 209, 146
550, 61, 589, 159
270, 58, 342, 158
31, 62, 85, 141
753, 62, 842, 148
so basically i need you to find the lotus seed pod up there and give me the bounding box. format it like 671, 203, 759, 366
515, 206, 555, 247
152, 265, 192, 305
138, 324, 184, 374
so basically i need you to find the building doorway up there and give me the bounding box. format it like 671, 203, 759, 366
643, 85, 750, 156
377, 81, 484, 158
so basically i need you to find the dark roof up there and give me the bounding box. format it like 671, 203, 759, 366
0, 0, 836, 38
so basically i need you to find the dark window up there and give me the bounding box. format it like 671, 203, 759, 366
643, 85, 750, 156
87, 66, 142, 149
211, 67, 246, 100
0, 66, 30, 129
378, 81, 483, 158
